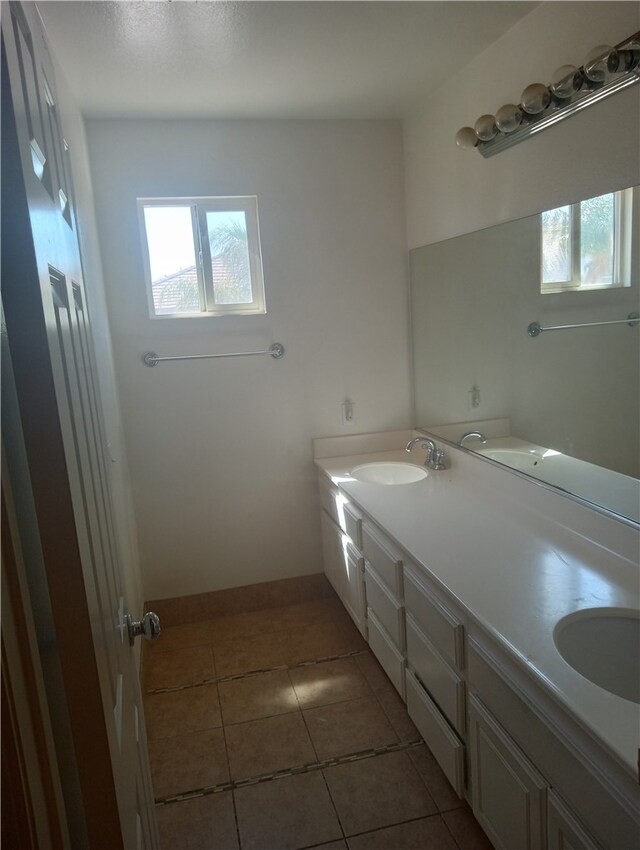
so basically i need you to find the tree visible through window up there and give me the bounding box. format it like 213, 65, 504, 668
138, 196, 265, 318
207, 212, 252, 305
541, 189, 632, 293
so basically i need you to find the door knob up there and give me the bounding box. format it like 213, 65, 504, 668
125, 612, 161, 646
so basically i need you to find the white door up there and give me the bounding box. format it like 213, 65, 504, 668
1, 3, 157, 847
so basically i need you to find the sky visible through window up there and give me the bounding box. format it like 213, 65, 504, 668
143, 206, 195, 281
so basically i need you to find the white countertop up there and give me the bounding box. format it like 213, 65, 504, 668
315, 444, 640, 779
473, 436, 640, 523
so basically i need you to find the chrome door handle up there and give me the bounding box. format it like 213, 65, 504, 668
125, 612, 161, 646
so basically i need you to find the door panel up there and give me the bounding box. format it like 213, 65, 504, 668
2, 3, 157, 846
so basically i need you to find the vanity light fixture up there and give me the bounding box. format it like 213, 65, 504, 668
456, 32, 640, 157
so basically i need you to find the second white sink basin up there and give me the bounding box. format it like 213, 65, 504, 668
554, 608, 640, 704
479, 448, 544, 472
350, 462, 427, 485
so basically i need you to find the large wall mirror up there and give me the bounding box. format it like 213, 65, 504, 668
410, 184, 639, 524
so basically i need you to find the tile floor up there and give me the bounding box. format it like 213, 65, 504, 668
143, 592, 494, 850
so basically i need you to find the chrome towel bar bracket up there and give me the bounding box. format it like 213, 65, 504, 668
142, 342, 285, 367
527, 313, 639, 338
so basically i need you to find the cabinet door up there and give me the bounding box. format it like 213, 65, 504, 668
469, 694, 547, 850
343, 546, 367, 637
548, 791, 600, 850
320, 509, 344, 596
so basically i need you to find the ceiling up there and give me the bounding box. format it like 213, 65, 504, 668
37, 1, 538, 120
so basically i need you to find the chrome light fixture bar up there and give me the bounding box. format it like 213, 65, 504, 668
456, 33, 640, 158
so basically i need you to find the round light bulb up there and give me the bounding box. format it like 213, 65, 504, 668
549, 64, 583, 99
474, 114, 498, 141
455, 127, 478, 149
495, 103, 523, 134
583, 44, 614, 82
616, 39, 640, 73
520, 83, 551, 115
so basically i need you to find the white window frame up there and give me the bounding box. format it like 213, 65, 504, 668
138, 195, 266, 319
540, 188, 633, 294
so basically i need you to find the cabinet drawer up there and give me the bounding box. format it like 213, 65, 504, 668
405, 669, 465, 798
404, 564, 463, 671
343, 502, 363, 551
367, 609, 406, 700
364, 564, 405, 650
362, 523, 403, 597
406, 614, 465, 736
318, 474, 343, 529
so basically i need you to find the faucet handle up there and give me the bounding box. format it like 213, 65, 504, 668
430, 448, 446, 470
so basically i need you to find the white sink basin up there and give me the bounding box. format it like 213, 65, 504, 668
554, 608, 640, 703
350, 462, 428, 485
479, 448, 544, 472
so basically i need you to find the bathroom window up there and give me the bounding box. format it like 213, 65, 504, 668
138, 196, 266, 318
540, 188, 633, 293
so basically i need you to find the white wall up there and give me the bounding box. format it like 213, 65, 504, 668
47, 32, 144, 619
86, 119, 411, 600
404, 2, 640, 248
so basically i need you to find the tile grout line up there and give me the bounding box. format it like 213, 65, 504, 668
298, 811, 456, 850
154, 739, 425, 807
293, 665, 348, 845
146, 648, 371, 695
216, 681, 243, 850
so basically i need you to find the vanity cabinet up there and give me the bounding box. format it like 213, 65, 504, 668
316, 464, 639, 850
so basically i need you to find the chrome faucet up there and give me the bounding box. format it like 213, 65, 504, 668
405, 436, 446, 470
457, 431, 487, 447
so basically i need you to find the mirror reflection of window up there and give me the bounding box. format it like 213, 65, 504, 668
540, 188, 632, 293
541, 205, 572, 284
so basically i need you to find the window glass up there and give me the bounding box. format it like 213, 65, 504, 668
206, 210, 252, 304
580, 192, 614, 286
541, 205, 571, 284
143, 205, 200, 314
139, 196, 265, 318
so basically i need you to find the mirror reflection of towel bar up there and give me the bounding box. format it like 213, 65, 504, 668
142, 343, 285, 366
527, 313, 639, 338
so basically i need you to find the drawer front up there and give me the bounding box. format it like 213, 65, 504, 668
362, 523, 403, 597
318, 474, 343, 529
364, 564, 405, 650
405, 669, 465, 798
406, 615, 465, 736
404, 565, 463, 670
343, 502, 363, 551
367, 609, 406, 700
